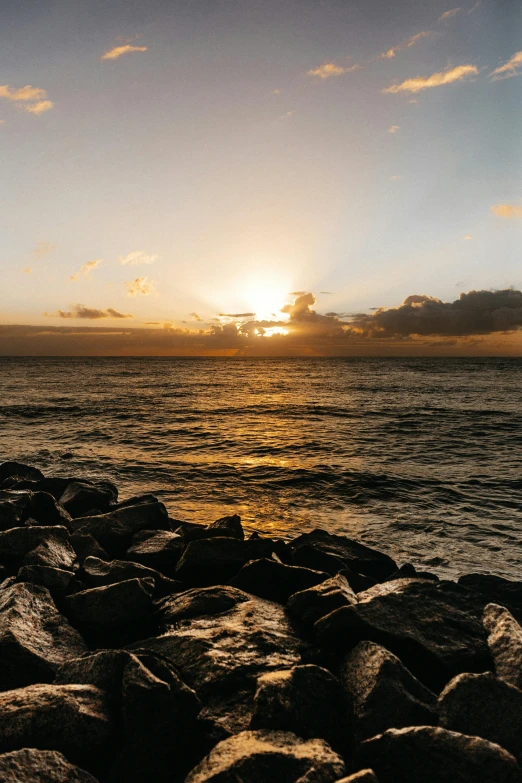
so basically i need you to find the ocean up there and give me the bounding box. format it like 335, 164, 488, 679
1, 356, 521, 580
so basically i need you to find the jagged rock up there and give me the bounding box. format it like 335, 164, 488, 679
290, 530, 397, 580
357, 726, 522, 783
286, 574, 357, 627
56, 649, 138, 703
60, 481, 117, 518
438, 671, 522, 761
483, 603, 522, 688
155, 585, 250, 629
70, 532, 109, 564
0, 683, 111, 769
0, 490, 71, 531
0, 580, 88, 690
2, 476, 72, 501
460, 574, 522, 622
315, 579, 490, 691
335, 772, 379, 783
70, 500, 170, 555
0, 748, 100, 782
111, 493, 160, 510
340, 568, 378, 594
292, 544, 351, 575
182, 514, 245, 543
175, 537, 276, 586
385, 563, 438, 583
339, 641, 436, 741
83, 556, 182, 597
250, 664, 352, 753
230, 558, 328, 603
185, 730, 346, 783
64, 578, 155, 637
131, 589, 306, 732
124, 530, 184, 576
17, 564, 75, 591
0, 462, 44, 484
0, 525, 77, 573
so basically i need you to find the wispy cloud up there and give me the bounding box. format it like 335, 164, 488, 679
70, 259, 102, 281
492, 203, 522, 219
190, 312, 203, 322
388, 125, 400, 133
33, 241, 56, 259
307, 62, 361, 79
46, 305, 132, 319
390, 175, 401, 180
119, 250, 158, 266
464, 234, 473, 240
383, 64, 478, 94
490, 51, 522, 81
439, 8, 462, 21
0, 84, 54, 115
101, 44, 148, 61
126, 276, 156, 296
379, 31, 432, 60
24, 267, 32, 275
23, 100, 54, 115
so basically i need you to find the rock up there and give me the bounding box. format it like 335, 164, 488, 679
182, 514, 245, 543
0, 580, 88, 690
83, 555, 182, 597
185, 730, 346, 783
0, 683, 111, 768
155, 585, 250, 629
0, 525, 77, 573
315, 579, 490, 691
292, 544, 349, 576
357, 726, 522, 783
0, 748, 100, 782
175, 537, 276, 586
17, 564, 75, 591
340, 568, 378, 594
70, 500, 170, 555
60, 481, 117, 518
124, 530, 184, 576
64, 578, 155, 638
70, 532, 109, 564
2, 476, 72, 501
131, 589, 307, 733
55, 649, 139, 703
438, 671, 522, 761
0, 490, 71, 531
290, 530, 397, 580
0, 462, 44, 484
460, 574, 522, 622
335, 772, 379, 783
230, 559, 328, 603
339, 641, 436, 741
483, 603, 522, 689
286, 574, 357, 627
250, 664, 352, 753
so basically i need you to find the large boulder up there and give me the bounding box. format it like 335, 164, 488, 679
230, 558, 328, 603
286, 573, 357, 627
0, 462, 44, 484
289, 530, 397, 580
70, 500, 170, 555
357, 726, 522, 783
0, 491, 71, 531
184, 730, 346, 783
0, 748, 100, 782
0, 525, 76, 574
0, 580, 88, 690
180, 514, 244, 543
131, 588, 307, 733
250, 664, 352, 754
155, 585, 250, 629
315, 579, 490, 691
339, 641, 437, 741
83, 556, 182, 597
17, 564, 75, 592
124, 530, 184, 576
438, 671, 522, 761
59, 481, 117, 518
174, 537, 276, 586
483, 603, 522, 689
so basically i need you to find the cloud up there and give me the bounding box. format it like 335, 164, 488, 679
307, 62, 361, 79
190, 312, 203, 322
492, 203, 522, 219
118, 250, 158, 266
24, 267, 32, 275
218, 313, 255, 318
33, 241, 56, 258
70, 259, 102, 281
279, 111, 294, 121
439, 8, 462, 21
379, 31, 432, 60
320, 291, 333, 295
101, 44, 148, 61
388, 125, 400, 133
383, 64, 478, 94
126, 276, 156, 296
464, 234, 472, 240
0, 85, 53, 115
0, 120, 4, 125
23, 100, 54, 115
490, 51, 522, 81
46, 305, 132, 319
390, 175, 401, 180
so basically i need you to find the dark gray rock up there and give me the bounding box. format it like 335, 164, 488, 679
64, 578, 155, 636
0, 490, 71, 531
55, 649, 139, 703
185, 730, 346, 783
0, 748, 100, 782
155, 585, 250, 630
70, 532, 109, 564
60, 481, 117, 518
0, 580, 88, 690
182, 514, 244, 543
358, 726, 522, 783
483, 603, 522, 689
460, 574, 522, 623
292, 544, 350, 576
83, 556, 182, 597
175, 537, 276, 586
335, 772, 379, 783
286, 574, 357, 627
340, 568, 378, 594
0, 525, 77, 573
17, 564, 75, 591
438, 671, 522, 761
70, 500, 170, 555
250, 664, 352, 753
0, 462, 44, 484
124, 530, 184, 576
230, 558, 328, 603
290, 530, 397, 580
339, 641, 436, 741
315, 579, 490, 691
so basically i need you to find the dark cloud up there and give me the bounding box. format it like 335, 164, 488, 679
289, 290, 306, 296
218, 312, 255, 318
45, 304, 133, 320
320, 291, 333, 295
190, 312, 203, 321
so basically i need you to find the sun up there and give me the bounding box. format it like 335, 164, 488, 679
240, 274, 291, 322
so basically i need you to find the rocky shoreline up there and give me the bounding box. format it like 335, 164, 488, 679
1, 461, 522, 782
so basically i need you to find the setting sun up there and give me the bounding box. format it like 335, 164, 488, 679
240, 274, 292, 322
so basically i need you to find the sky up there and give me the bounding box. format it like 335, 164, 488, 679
1, 0, 521, 356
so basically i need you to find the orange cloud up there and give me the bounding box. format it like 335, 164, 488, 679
491, 204, 522, 219
101, 44, 148, 61
126, 276, 156, 296
307, 62, 361, 79
379, 31, 432, 60
490, 51, 522, 81
45, 305, 132, 319
0, 85, 53, 115
383, 64, 478, 94
70, 259, 103, 281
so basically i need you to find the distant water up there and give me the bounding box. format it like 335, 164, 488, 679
1, 356, 522, 579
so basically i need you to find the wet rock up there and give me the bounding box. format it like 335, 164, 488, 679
83, 555, 182, 597
0, 490, 71, 531
459, 574, 522, 623
357, 726, 522, 783
339, 641, 436, 741
250, 664, 352, 753
315, 579, 490, 691
0, 461, 44, 484
155, 585, 250, 629
175, 537, 276, 586
131, 589, 306, 733
0, 748, 100, 782
286, 573, 357, 627
124, 530, 184, 576
17, 564, 75, 592
0, 683, 111, 768
60, 481, 117, 518
230, 558, 328, 603
70, 500, 170, 555
70, 532, 109, 564
340, 568, 378, 594
290, 530, 397, 580
438, 671, 522, 761
64, 578, 155, 638
292, 544, 349, 576
0, 525, 77, 574
335, 772, 379, 783
185, 730, 346, 783
483, 603, 522, 689
0, 580, 88, 690
3, 476, 73, 501
182, 514, 245, 543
